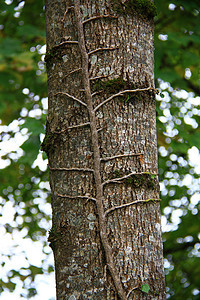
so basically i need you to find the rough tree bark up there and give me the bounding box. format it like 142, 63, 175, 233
44, 0, 166, 299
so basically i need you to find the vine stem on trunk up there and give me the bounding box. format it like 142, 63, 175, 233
74, 1, 127, 299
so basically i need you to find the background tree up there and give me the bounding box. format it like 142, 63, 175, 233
0, 0, 200, 299
155, 1, 200, 299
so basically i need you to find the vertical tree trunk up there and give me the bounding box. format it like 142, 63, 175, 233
44, 0, 166, 299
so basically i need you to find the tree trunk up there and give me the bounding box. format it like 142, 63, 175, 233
44, 0, 166, 299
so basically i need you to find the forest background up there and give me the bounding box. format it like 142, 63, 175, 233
0, 0, 200, 299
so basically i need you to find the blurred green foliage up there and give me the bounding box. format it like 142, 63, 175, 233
0, 0, 200, 298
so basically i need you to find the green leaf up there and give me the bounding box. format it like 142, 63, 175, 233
17, 25, 45, 39
20, 135, 41, 165
21, 118, 44, 135
141, 284, 150, 294
125, 95, 130, 103
160, 93, 165, 98
0, 38, 22, 57
188, 131, 200, 149
27, 288, 37, 298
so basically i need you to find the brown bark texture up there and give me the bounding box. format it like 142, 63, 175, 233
44, 0, 166, 299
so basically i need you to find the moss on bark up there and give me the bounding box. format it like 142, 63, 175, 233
111, 0, 157, 19
41, 121, 60, 156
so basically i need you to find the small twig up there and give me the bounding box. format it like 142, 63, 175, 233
126, 287, 138, 299
101, 153, 143, 162
62, 68, 82, 81
94, 87, 154, 112
103, 172, 136, 186
53, 41, 79, 48
89, 75, 109, 81
92, 90, 104, 97
102, 171, 157, 186
105, 199, 161, 217
57, 194, 96, 202
54, 122, 90, 134
60, 6, 74, 35
49, 165, 94, 172
103, 264, 108, 282
97, 127, 103, 132
54, 92, 87, 107
83, 14, 118, 25
88, 47, 119, 56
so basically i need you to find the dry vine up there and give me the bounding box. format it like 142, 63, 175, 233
74, 1, 127, 298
